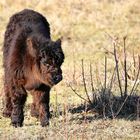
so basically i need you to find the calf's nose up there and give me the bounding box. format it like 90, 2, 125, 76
52, 75, 62, 84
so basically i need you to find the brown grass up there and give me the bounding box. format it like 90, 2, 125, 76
0, 0, 140, 139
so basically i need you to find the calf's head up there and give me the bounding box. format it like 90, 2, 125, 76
26, 35, 64, 87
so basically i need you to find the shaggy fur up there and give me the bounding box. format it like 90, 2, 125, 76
2, 9, 64, 127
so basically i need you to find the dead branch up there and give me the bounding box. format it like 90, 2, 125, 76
109, 101, 115, 119
109, 66, 116, 91
89, 61, 97, 102
123, 36, 128, 96
130, 55, 140, 96
95, 63, 103, 88
114, 95, 129, 118
133, 49, 136, 78
103, 47, 114, 56
113, 42, 123, 97
104, 55, 107, 90
89, 61, 95, 93
68, 83, 89, 103
81, 59, 92, 104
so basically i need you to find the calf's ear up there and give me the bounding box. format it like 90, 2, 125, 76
26, 37, 36, 57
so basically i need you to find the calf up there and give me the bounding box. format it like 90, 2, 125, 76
2, 9, 64, 127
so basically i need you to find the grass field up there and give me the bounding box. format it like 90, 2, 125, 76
0, 0, 140, 139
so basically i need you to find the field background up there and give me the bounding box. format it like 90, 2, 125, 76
0, 0, 140, 139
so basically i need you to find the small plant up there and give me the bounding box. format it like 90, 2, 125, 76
69, 36, 140, 120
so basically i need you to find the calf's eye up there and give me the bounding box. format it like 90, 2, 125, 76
46, 64, 50, 67
42, 62, 50, 66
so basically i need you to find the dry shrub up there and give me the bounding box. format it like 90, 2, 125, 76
69, 36, 140, 120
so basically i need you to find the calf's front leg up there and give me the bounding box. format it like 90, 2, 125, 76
33, 85, 50, 127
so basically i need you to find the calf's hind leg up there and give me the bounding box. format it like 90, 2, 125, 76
11, 87, 27, 127
3, 85, 13, 118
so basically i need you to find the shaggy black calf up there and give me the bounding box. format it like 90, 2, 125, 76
2, 9, 64, 127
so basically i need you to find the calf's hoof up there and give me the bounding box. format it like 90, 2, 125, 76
11, 121, 23, 127
11, 114, 24, 127
40, 118, 49, 127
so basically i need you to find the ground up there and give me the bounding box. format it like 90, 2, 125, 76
0, 0, 140, 139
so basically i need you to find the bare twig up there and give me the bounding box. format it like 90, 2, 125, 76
133, 49, 136, 79
123, 36, 128, 96
84, 101, 88, 122
105, 32, 121, 47
113, 42, 123, 97
115, 95, 129, 117
68, 84, 89, 103
89, 62, 97, 102
104, 55, 107, 90
81, 59, 92, 104
109, 66, 116, 91
103, 47, 114, 56
89, 61, 95, 93
109, 102, 115, 119
95, 63, 103, 88
130, 56, 140, 96
133, 81, 140, 95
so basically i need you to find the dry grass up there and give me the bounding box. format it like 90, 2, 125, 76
0, 0, 140, 139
